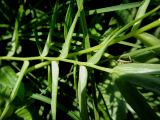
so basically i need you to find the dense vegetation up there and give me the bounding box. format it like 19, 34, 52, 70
0, 0, 160, 119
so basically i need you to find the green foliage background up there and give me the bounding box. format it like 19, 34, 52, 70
0, 0, 160, 120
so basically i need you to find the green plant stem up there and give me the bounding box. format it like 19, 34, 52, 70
0, 56, 112, 73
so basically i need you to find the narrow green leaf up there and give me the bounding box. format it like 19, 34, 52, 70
48, 65, 52, 91
76, 0, 91, 59
87, 2, 142, 15
132, 0, 150, 31
112, 63, 160, 75
78, 66, 89, 120
120, 44, 160, 59
118, 41, 141, 48
60, 9, 80, 58
7, 4, 24, 56
11, 61, 29, 100
33, 9, 42, 55
135, 32, 160, 52
41, 0, 59, 57
14, 106, 32, 120
51, 61, 59, 120
0, 24, 9, 28
73, 62, 78, 101
64, 1, 73, 38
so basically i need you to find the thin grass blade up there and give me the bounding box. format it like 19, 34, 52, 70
76, 0, 91, 59
135, 32, 160, 52
7, 4, 24, 56
131, 0, 150, 31
41, 0, 59, 57
48, 65, 52, 91
112, 63, 160, 75
64, 1, 73, 38
51, 61, 59, 120
78, 66, 89, 120
33, 9, 42, 55
87, 2, 142, 15
60, 9, 80, 58
120, 44, 160, 59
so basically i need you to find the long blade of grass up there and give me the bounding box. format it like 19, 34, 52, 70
76, 0, 91, 59
41, 0, 59, 57
76, 1, 97, 119
112, 63, 160, 75
60, 8, 81, 58
131, 0, 150, 31
51, 61, 59, 120
10, 61, 29, 102
118, 41, 141, 48
87, 2, 142, 15
73, 59, 78, 101
64, 1, 73, 38
48, 65, 52, 91
7, 4, 24, 56
0, 61, 29, 119
78, 66, 89, 120
120, 44, 160, 59
135, 32, 160, 52
33, 9, 42, 55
